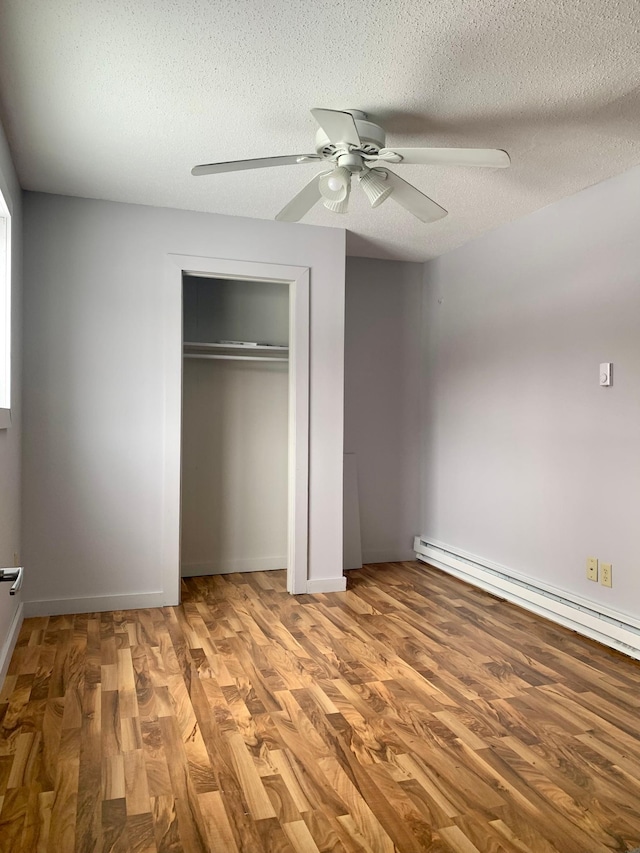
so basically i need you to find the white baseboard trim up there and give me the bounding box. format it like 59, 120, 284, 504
0, 602, 24, 686
180, 556, 286, 577
414, 536, 640, 662
362, 549, 416, 565
23, 591, 166, 618
306, 576, 347, 594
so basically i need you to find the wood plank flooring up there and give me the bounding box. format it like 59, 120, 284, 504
1, 561, 640, 852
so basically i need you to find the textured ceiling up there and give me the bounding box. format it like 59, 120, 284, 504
1, 0, 639, 261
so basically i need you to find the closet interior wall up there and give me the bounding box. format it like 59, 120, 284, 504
181, 276, 289, 576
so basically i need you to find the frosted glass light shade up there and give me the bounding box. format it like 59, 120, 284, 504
360, 169, 393, 208
319, 167, 351, 202
323, 194, 350, 214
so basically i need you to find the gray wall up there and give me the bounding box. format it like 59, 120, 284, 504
183, 276, 289, 346
0, 115, 22, 676
421, 164, 640, 620
182, 358, 288, 574
344, 257, 422, 563
23, 193, 345, 607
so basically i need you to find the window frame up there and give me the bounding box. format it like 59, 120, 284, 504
0, 188, 11, 430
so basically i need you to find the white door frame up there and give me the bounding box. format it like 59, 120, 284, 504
162, 254, 310, 603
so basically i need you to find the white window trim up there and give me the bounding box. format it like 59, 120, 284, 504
0, 191, 10, 430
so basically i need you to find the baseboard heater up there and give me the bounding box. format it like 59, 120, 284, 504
414, 536, 640, 661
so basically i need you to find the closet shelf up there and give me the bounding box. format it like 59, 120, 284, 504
183, 341, 289, 362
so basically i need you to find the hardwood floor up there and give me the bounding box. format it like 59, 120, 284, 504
1, 561, 640, 852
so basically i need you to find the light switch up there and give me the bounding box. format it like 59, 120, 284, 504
599, 363, 612, 386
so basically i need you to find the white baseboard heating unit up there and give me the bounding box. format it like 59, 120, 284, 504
414, 536, 640, 661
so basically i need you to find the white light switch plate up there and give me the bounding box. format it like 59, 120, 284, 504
600, 363, 612, 386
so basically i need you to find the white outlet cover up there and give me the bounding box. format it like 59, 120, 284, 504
599, 363, 612, 386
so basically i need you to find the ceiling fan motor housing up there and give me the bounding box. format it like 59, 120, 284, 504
314, 113, 386, 159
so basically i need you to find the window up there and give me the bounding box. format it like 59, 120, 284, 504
0, 188, 11, 429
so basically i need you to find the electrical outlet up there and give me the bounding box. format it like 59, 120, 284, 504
586, 557, 598, 582
600, 563, 612, 588
13, 552, 19, 567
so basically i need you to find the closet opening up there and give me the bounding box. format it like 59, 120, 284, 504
162, 254, 310, 603
181, 274, 290, 584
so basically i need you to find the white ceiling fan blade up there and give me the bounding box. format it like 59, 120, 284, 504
311, 108, 361, 147
192, 154, 321, 176
379, 147, 511, 168
275, 172, 327, 222
383, 170, 448, 223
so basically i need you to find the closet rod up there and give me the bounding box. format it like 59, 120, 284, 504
184, 353, 288, 363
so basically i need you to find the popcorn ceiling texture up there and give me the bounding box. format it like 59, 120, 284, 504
0, 0, 639, 260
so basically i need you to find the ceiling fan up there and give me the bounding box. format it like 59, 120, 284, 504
192, 108, 510, 223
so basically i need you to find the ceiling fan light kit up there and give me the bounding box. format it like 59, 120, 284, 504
192, 108, 511, 224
